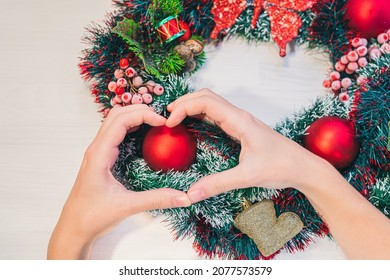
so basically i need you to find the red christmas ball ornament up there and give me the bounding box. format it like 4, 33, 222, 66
343, 0, 390, 38
303, 116, 360, 170
142, 124, 197, 172
178, 21, 191, 42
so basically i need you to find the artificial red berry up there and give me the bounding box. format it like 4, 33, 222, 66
117, 78, 128, 87
356, 46, 368, 56
377, 33, 389, 44
121, 92, 132, 103
340, 55, 349, 64
347, 61, 359, 72
338, 92, 349, 102
335, 61, 346, 72
115, 94, 123, 103
347, 51, 358, 62
108, 81, 117, 92
142, 93, 153, 104
133, 76, 143, 87
323, 79, 332, 88
125, 67, 137, 77
145, 80, 156, 92
331, 80, 341, 91
351, 38, 363, 48
153, 84, 165, 95
114, 69, 124, 79
330, 71, 340, 81
115, 86, 125, 96
131, 94, 143, 104
341, 78, 352, 88
345, 67, 354, 75
119, 58, 130, 69
358, 57, 368, 67
138, 86, 148, 94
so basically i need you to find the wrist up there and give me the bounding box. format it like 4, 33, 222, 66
48, 213, 96, 260
293, 151, 343, 196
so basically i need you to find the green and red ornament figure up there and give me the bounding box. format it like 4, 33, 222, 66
156, 16, 186, 44
79, 0, 390, 259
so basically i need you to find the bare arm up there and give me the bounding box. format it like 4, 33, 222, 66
48, 105, 191, 259
166, 88, 390, 259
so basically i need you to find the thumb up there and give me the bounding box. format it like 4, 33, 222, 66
128, 188, 191, 213
187, 166, 248, 203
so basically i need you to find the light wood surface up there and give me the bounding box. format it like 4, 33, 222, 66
0, 0, 347, 260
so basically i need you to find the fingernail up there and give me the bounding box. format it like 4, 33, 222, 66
173, 196, 191, 207
188, 189, 205, 203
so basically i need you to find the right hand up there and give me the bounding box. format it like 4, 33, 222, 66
166, 89, 324, 203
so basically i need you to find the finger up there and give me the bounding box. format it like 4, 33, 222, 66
99, 108, 166, 149
167, 88, 226, 113
167, 95, 223, 127
98, 105, 155, 136
166, 95, 245, 140
125, 188, 191, 213
90, 109, 166, 168
186, 166, 250, 203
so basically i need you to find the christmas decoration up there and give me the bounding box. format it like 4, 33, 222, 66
79, 0, 390, 260
210, 0, 317, 56
343, 0, 390, 38
156, 16, 185, 44
142, 124, 197, 172
174, 39, 204, 72
105, 58, 165, 113
234, 199, 303, 257
303, 116, 360, 169
323, 32, 389, 100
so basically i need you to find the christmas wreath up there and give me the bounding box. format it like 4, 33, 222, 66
79, 0, 390, 259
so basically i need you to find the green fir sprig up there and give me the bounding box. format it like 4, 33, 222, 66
147, 0, 183, 26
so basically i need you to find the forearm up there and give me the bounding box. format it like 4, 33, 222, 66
297, 155, 390, 259
47, 216, 95, 260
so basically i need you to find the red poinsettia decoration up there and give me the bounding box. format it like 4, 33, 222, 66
210, 0, 317, 56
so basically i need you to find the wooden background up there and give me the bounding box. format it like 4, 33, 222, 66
0, 0, 346, 259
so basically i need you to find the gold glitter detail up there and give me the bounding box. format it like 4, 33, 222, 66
234, 199, 304, 257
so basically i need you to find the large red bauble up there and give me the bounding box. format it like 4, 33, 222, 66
303, 116, 360, 170
142, 124, 197, 172
344, 0, 390, 38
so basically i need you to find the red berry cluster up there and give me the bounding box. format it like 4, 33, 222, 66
323, 29, 390, 102
107, 58, 164, 108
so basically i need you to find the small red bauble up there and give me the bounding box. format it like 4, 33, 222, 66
343, 0, 390, 38
178, 21, 191, 42
303, 116, 360, 169
142, 124, 197, 172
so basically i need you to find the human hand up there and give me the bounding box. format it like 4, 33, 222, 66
48, 105, 191, 259
166, 89, 324, 203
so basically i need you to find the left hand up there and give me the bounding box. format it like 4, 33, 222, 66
47, 105, 191, 259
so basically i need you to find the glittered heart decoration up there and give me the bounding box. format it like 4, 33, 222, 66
234, 199, 304, 257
